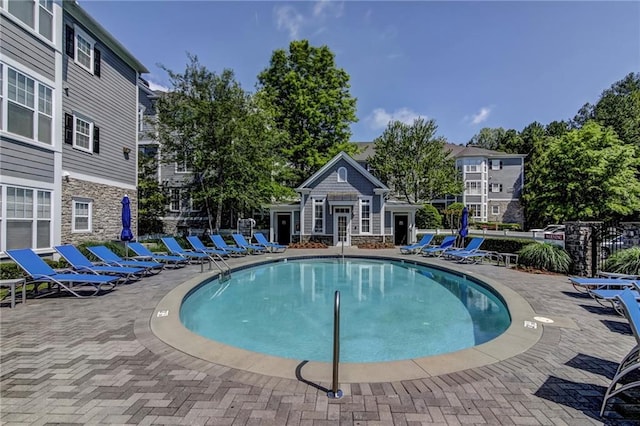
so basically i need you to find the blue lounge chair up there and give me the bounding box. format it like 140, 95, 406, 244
55, 245, 146, 282
588, 281, 640, 315
86, 245, 164, 275
161, 237, 213, 263
400, 234, 434, 255
210, 234, 247, 256
421, 236, 456, 257
601, 288, 640, 416
186, 236, 230, 258
568, 276, 637, 293
127, 242, 188, 267
231, 233, 266, 254
445, 237, 486, 262
254, 233, 287, 253
6, 248, 118, 297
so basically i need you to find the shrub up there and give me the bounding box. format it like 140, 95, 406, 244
603, 247, 640, 275
416, 204, 442, 229
518, 242, 571, 273
76, 240, 129, 260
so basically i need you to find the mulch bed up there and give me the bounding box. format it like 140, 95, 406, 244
288, 242, 328, 249
357, 242, 395, 249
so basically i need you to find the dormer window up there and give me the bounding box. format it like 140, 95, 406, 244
337, 167, 347, 183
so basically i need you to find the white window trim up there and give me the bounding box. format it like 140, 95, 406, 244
169, 188, 180, 212
491, 205, 500, 215
175, 160, 192, 174
1, 0, 56, 45
137, 105, 145, 133
74, 24, 95, 74
1, 62, 55, 146
465, 180, 482, 195
72, 199, 92, 233
359, 196, 372, 234
490, 183, 502, 193
312, 197, 325, 234
491, 160, 502, 170
72, 115, 93, 153
2, 185, 53, 250
337, 166, 347, 183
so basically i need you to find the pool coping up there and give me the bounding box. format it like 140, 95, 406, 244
150, 252, 542, 383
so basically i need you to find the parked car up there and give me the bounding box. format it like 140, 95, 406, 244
531, 225, 565, 234
600, 235, 634, 258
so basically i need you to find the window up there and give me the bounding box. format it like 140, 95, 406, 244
66, 25, 101, 76
465, 159, 482, 172
491, 205, 500, 215
467, 204, 482, 220
169, 188, 180, 212
175, 160, 192, 173
72, 200, 92, 232
138, 105, 145, 132
3, 66, 53, 144
4, 186, 52, 249
64, 113, 99, 153
313, 198, 324, 234
490, 183, 503, 193
6, 0, 53, 41
465, 181, 482, 195
491, 160, 503, 170
360, 198, 371, 233
337, 167, 347, 183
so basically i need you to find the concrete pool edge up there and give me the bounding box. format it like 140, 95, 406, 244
150, 253, 543, 383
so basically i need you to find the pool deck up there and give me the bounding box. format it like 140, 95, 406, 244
1, 247, 639, 425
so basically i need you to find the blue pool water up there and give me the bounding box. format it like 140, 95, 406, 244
180, 258, 511, 363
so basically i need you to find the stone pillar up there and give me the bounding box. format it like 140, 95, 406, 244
565, 221, 602, 277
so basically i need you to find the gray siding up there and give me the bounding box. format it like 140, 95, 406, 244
0, 138, 55, 183
0, 16, 55, 81
302, 158, 382, 236
61, 15, 138, 186
488, 157, 523, 199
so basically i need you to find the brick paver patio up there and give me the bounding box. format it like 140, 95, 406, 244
1, 248, 639, 425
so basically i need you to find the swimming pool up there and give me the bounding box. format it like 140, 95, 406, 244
180, 258, 511, 363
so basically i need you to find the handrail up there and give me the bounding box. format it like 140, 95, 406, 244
210, 254, 231, 281
328, 290, 343, 398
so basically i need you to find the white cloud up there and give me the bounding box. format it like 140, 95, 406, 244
275, 1, 343, 39
147, 79, 169, 92
367, 107, 425, 130
470, 107, 491, 125
275, 5, 304, 39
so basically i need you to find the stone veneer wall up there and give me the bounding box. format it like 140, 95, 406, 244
565, 221, 640, 277
298, 235, 383, 246
61, 178, 138, 245
487, 200, 524, 226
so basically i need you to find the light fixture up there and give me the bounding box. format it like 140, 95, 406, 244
62, 171, 70, 182
123, 147, 131, 154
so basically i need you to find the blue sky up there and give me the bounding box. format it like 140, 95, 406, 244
80, 1, 639, 145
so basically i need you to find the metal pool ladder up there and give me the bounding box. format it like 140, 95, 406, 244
328, 290, 343, 399
211, 254, 232, 282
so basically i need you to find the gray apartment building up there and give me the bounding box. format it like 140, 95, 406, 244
354, 142, 525, 226
0, 0, 147, 252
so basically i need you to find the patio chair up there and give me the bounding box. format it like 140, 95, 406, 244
568, 276, 637, 293
444, 237, 486, 262
160, 237, 213, 264
86, 245, 164, 275
186, 236, 230, 258
254, 233, 287, 253
400, 234, 434, 255
54, 245, 146, 282
600, 288, 640, 416
231, 233, 266, 254
210, 234, 248, 256
421, 235, 456, 257
588, 281, 640, 315
127, 242, 188, 268
5, 248, 118, 297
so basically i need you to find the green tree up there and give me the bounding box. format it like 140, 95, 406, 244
156, 55, 292, 230
368, 118, 463, 204
522, 122, 640, 225
137, 146, 167, 236
416, 204, 442, 229
467, 127, 506, 150
257, 40, 358, 186
442, 202, 464, 230
591, 72, 640, 147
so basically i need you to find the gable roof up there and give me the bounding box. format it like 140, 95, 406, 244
296, 151, 389, 193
